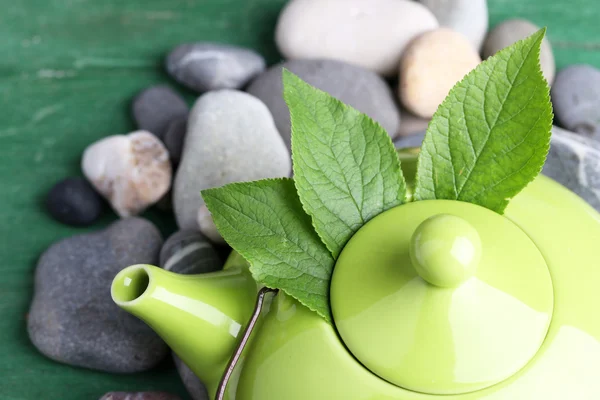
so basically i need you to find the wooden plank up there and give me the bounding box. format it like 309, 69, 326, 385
0, 0, 597, 399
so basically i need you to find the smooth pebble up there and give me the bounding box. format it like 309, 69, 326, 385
275, 0, 438, 76
400, 28, 481, 118
398, 108, 430, 138
163, 117, 188, 167
82, 130, 172, 217
247, 59, 401, 147
159, 230, 222, 274
482, 19, 555, 83
46, 177, 104, 226
174, 355, 209, 400
28, 218, 167, 372
173, 90, 290, 230
196, 205, 226, 244
420, 0, 488, 50
551, 65, 600, 139
99, 393, 181, 400
132, 85, 188, 139
166, 43, 266, 92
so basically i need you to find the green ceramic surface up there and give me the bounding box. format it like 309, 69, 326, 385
111, 262, 257, 397
113, 153, 600, 399
409, 214, 482, 288
330, 200, 553, 394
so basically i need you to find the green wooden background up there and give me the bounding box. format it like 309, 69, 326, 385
0, 0, 598, 399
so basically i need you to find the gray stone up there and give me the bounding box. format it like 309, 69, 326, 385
99, 393, 181, 400
160, 230, 222, 274
166, 43, 266, 93
482, 19, 555, 84
394, 132, 426, 149
247, 59, 401, 148
544, 126, 600, 211
551, 65, 600, 139
28, 218, 167, 373
420, 0, 488, 50
132, 85, 189, 139
173, 90, 290, 230
174, 355, 209, 400
397, 108, 430, 138
163, 116, 188, 167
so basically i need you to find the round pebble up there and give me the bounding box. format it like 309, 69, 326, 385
46, 177, 104, 226
247, 59, 401, 147
551, 64, 600, 138
159, 230, 222, 274
174, 355, 209, 400
173, 90, 290, 230
132, 85, 188, 139
197, 204, 226, 244
99, 393, 182, 400
399, 28, 481, 118
482, 19, 555, 84
398, 107, 430, 138
275, 0, 438, 76
166, 43, 266, 93
82, 130, 172, 217
420, 0, 488, 50
28, 218, 167, 373
163, 116, 187, 167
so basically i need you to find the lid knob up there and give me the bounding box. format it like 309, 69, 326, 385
409, 214, 481, 288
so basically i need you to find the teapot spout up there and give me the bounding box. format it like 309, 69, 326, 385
111, 260, 257, 395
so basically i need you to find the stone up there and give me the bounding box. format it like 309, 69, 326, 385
132, 85, 189, 139
166, 43, 266, 93
544, 126, 600, 212
394, 131, 426, 149
163, 116, 187, 167
420, 0, 488, 50
174, 355, 209, 400
196, 204, 226, 244
247, 59, 401, 147
399, 28, 481, 118
46, 177, 104, 226
99, 393, 181, 400
82, 130, 172, 217
275, 0, 438, 76
551, 65, 600, 139
482, 19, 555, 84
173, 90, 290, 229
28, 218, 168, 373
159, 230, 222, 274
398, 107, 430, 138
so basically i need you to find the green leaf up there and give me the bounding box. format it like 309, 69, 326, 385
283, 70, 407, 259
414, 28, 553, 214
202, 178, 335, 322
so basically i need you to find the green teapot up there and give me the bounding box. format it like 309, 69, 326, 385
111, 152, 600, 400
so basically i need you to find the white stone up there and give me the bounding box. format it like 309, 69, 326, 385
420, 0, 488, 50
82, 131, 172, 217
173, 90, 291, 230
197, 205, 226, 245
275, 0, 439, 76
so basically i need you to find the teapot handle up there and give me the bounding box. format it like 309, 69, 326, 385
215, 287, 279, 400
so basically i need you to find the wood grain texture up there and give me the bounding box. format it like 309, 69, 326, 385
0, 0, 597, 399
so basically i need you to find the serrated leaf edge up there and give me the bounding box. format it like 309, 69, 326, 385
414, 28, 553, 213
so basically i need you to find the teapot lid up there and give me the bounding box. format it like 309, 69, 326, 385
330, 200, 553, 395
